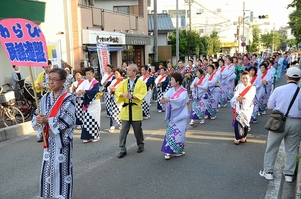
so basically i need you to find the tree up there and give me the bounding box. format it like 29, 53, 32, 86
251, 24, 260, 52
205, 30, 221, 57
286, 38, 297, 48
260, 32, 285, 51
287, 0, 301, 43
168, 29, 207, 57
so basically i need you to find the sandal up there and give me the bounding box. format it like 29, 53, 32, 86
240, 137, 247, 143
164, 154, 171, 160
234, 139, 240, 145
189, 122, 194, 126
174, 151, 186, 157
83, 140, 91, 143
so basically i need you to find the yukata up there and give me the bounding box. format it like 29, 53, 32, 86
70, 79, 84, 126
185, 66, 196, 95
76, 78, 101, 140
205, 70, 220, 118
32, 89, 75, 199
218, 66, 228, 107
189, 76, 208, 122
250, 74, 262, 122
139, 74, 154, 118
230, 83, 256, 140
161, 86, 189, 155
155, 74, 169, 111
101, 72, 115, 116
107, 78, 124, 128
257, 68, 274, 114
225, 63, 236, 101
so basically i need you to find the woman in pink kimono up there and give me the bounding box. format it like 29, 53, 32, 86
160, 72, 189, 160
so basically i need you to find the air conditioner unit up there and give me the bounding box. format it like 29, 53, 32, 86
216, 8, 221, 13
196, 9, 204, 14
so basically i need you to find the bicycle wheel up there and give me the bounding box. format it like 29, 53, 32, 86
15, 99, 34, 120
2, 106, 25, 127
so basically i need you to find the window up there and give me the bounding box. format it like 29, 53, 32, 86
199, 29, 204, 34
113, 6, 130, 14
82, 0, 94, 6
147, 0, 151, 7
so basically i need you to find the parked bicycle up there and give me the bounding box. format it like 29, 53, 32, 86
0, 85, 24, 127
14, 77, 38, 120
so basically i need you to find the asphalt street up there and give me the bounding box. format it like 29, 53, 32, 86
0, 73, 296, 199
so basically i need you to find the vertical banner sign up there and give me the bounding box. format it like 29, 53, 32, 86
47, 41, 61, 68
96, 42, 110, 77
0, 18, 48, 66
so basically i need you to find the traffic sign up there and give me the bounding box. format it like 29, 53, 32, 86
241, 42, 246, 47
241, 37, 246, 42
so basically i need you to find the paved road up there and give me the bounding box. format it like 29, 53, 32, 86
0, 75, 292, 199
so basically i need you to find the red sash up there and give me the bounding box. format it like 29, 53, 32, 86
44, 91, 68, 148
105, 72, 114, 82
250, 75, 257, 84
187, 67, 193, 74
197, 76, 205, 85
228, 64, 234, 69
261, 71, 268, 79
143, 74, 151, 81
168, 68, 174, 75
220, 66, 226, 73
233, 85, 252, 120
208, 70, 217, 81
113, 78, 124, 87
158, 75, 166, 83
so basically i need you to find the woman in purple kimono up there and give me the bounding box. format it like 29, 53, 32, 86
189, 69, 208, 125
225, 56, 236, 101
257, 62, 274, 115
248, 66, 261, 123
205, 64, 220, 119
160, 72, 189, 160
218, 58, 228, 107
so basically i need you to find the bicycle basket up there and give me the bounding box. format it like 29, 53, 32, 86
0, 91, 15, 106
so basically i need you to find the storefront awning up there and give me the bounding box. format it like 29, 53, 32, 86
0, 0, 46, 24
221, 42, 238, 48
87, 46, 123, 52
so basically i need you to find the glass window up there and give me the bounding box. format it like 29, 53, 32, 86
113, 6, 130, 14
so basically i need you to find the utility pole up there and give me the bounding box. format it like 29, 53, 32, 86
176, 0, 179, 62
189, 0, 192, 31
272, 23, 275, 52
154, 0, 158, 62
243, 1, 245, 53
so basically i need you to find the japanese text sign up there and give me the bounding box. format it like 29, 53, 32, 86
0, 18, 48, 66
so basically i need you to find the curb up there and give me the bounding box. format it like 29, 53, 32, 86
0, 121, 34, 142
295, 141, 301, 199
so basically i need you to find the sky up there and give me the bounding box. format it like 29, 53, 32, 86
213, 0, 294, 29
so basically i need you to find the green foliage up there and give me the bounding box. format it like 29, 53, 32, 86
260, 32, 285, 50
205, 30, 221, 56
168, 29, 208, 57
286, 38, 298, 48
251, 24, 260, 52
168, 29, 221, 57
288, 9, 301, 44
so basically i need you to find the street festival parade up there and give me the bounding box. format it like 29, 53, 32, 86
0, 0, 301, 198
